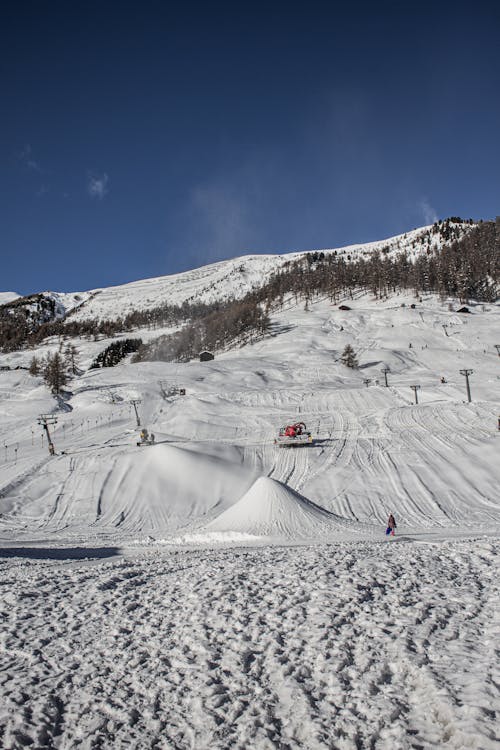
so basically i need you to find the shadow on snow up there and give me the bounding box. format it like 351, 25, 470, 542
0, 546, 122, 560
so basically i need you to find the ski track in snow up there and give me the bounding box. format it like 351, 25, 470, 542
0, 285, 499, 747
0, 541, 498, 750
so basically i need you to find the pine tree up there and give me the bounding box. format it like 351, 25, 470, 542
64, 343, 79, 375
43, 352, 67, 394
29, 355, 41, 376
340, 344, 358, 369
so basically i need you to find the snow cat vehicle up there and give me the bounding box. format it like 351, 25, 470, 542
274, 422, 313, 447
137, 428, 155, 446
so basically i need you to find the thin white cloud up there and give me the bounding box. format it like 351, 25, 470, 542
184, 180, 261, 266
19, 143, 42, 172
87, 172, 109, 200
418, 197, 438, 225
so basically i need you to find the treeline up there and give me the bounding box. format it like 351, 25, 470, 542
0, 298, 220, 353
133, 219, 496, 363
252, 219, 498, 306
90, 338, 142, 368
133, 301, 269, 362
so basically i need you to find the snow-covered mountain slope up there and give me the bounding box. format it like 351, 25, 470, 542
42, 290, 95, 317
0, 290, 94, 334
0, 289, 498, 545
0, 292, 20, 305
68, 223, 474, 321
2, 221, 473, 323
1, 278, 499, 749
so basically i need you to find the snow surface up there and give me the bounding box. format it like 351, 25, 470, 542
0, 243, 499, 747
198, 476, 365, 539
0, 292, 20, 305
1, 541, 498, 748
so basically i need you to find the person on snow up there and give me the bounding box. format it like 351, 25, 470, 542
386, 513, 396, 536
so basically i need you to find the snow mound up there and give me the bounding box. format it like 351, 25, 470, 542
204, 476, 352, 539
1, 443, 257, 537
95, 444, 257, 534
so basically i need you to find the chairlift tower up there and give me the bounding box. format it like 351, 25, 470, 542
381, 366, 390, 387
459, 369, 473, 403
410, 385, 421, 405
38, 414, 58, 455
129, 399, 142, 427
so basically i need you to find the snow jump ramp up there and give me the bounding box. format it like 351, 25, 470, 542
173, 476, 367, 543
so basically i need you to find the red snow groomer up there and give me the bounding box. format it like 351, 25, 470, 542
275, 421, 313, 447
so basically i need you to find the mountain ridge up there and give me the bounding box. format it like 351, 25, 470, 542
1, 220, 475, 324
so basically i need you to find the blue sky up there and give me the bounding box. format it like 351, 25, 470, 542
2, 1, 500, 295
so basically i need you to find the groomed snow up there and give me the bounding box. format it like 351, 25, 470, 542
0, 255, 498, 747
1, 290, 499, 543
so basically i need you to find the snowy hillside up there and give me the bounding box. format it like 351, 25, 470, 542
66, 226, 424, 320
64, 222, 476, 321
1, 288, 498, 542
0, 223, 498, 748
2, 221, 474, 324
0, 292, 19, 305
